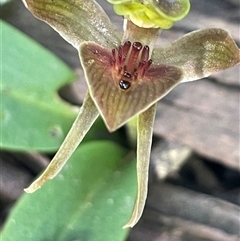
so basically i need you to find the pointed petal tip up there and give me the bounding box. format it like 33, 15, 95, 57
22, 0, 28, 8
24, 183, 41, 193
23, 174, 49, 193
122, 223, 133, 229
105, 124, 118, 133
23, 188, 31, 193
122, 206, 144, 228
104, 119, 125, 133
122, 216, 139, 229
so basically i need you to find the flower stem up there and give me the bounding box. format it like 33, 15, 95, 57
122, 19, 161, 53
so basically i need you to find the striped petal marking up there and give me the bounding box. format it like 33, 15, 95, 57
80, 41, 184, 131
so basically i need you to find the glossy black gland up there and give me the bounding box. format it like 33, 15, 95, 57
112, 41, 152, 91
119, 80, 131, 90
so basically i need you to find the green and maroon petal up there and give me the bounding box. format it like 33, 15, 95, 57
152, 28, 240, 82
23, 0, 121, 49
79, 41, 183, 131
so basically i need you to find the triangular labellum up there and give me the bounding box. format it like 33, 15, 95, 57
80, 41, 184, 131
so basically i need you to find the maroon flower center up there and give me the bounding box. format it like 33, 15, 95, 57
111, 41, 152, 90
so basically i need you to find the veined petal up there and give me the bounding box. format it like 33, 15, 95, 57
152, 28, 240, 82
23, 0, 121, 49
79, 41, 183, 132
123, 104, 156, 228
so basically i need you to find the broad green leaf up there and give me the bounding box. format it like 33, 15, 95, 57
1, 141, 137, 241
80, 41, 183, 131
23, 0, 121, 49
1, 21, 77, 151
152, 28, 240, 82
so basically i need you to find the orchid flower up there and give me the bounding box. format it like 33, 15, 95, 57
22, 0, 240, 228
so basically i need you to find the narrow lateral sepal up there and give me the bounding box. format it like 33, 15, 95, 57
24, 92, 99, 193
123, 103, 156, 228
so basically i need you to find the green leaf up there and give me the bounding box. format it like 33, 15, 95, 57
1, 20, 77, 151
1, 141, 137, 241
